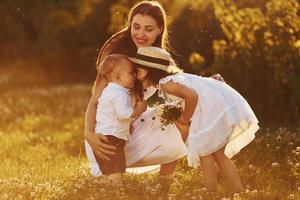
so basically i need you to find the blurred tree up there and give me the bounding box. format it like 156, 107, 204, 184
170, 0, 224, 74
212, 0, 300, 123
0, 0, 113, 83
1, 0, 299, 124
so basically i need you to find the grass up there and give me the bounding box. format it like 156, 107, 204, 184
0, 85, 299, 200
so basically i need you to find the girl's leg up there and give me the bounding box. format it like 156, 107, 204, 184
200, 154, 218, 191
213, 146, 243, 192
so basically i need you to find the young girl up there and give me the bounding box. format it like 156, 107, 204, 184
129, 46, 259, 192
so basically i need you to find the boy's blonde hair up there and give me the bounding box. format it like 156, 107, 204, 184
99, 54, 130, 82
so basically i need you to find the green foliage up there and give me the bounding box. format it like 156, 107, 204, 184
1, 0, 299, 122
170, 0, 223, 74
211, 0, 300, 122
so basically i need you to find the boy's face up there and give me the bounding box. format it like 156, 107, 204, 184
136, 67, 148, 81
117, 60, 137, 89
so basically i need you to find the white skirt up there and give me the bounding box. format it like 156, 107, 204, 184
85, 107, 187, 176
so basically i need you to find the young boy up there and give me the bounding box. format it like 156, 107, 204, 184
94, 54, 147, 185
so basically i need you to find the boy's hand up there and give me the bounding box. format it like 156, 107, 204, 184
136, 100, 147, 112
130, 100, 147, 118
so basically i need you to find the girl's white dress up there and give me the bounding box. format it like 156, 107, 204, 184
85, 86, 187, 176
159, 73, 259, 168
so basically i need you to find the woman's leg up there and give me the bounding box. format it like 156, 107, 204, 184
108, 173, 123, 185
213, 146, 243, 192
200, 154, 218, 191
158, 161, 177, 194
160, 160, 177, 175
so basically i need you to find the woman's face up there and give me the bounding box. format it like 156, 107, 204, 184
131, 14, 162, 48
136, 67, 148, 81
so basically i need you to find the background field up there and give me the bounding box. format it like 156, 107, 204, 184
1, 0, 300, 199
0, 86, 299, 200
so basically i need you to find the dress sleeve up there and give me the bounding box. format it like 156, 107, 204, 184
158, 74, 189, 103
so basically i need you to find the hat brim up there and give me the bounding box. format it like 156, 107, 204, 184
128, 57, 169, 71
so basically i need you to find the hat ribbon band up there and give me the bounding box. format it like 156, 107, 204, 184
135, 53, 170, 66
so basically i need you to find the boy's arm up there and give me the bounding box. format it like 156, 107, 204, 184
130, 100, 147, 118
113, 92, 147, 119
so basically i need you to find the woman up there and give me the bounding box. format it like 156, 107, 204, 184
85, 1, 223, 178
85, 1, 187, 178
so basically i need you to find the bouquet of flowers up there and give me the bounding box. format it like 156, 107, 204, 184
155, 102, 183, 129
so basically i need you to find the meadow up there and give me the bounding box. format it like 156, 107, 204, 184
0, 85, 299, 200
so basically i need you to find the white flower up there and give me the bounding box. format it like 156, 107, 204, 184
271, 162, 279, 167
248, 164, 255, 169
233, 193, 240, 197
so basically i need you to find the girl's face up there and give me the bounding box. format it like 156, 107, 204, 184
131, 14, 162, 48
136, 67, 148, 81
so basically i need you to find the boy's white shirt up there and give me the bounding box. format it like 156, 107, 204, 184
95, 82, 134, 141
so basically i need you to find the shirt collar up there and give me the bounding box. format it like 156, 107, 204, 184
107, 82, 130, 92
144, 85, 158, 100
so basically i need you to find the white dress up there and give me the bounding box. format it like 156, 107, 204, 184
159, 73, 259, 168
85, 86, 187, 176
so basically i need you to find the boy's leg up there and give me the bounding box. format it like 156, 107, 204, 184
96, 136, 126, 186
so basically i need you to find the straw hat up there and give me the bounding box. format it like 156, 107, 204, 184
128, 46, 173, 71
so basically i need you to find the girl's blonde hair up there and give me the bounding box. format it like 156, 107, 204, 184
99, 54, 130, 82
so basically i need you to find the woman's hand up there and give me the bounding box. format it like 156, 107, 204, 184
85, 131, 117, 161
211, 73, 225, 82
